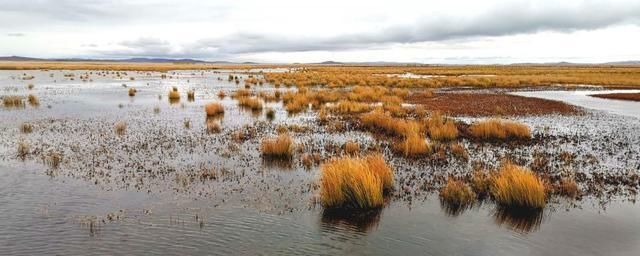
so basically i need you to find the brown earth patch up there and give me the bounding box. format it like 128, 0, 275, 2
590, 93, 640, 102
406, 93, 581, 116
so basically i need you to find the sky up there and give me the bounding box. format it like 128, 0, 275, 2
1, 0, 639, 64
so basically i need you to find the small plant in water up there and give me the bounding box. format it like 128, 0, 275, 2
20, 123, 33, 133
260, 133, 295, 158
114, 121, 126, 135
205, 102, 224, 116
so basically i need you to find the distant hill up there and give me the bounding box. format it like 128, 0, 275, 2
0, 56, 45, 61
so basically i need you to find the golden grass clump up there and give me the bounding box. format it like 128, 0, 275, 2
168, 87, 180, 100
206, 120, 222, 133
425, 112, 458, 141
440, 178, 476, 207
128, 88, 137, 96
331, 100, 371, 114
470, 169, 492, 196
204, 102, 225, 116
3, 96, 25, 107
555, 178, 579, 198
344, 141, 360, 155
491, 163, 546, 209
27, 94, 40, 107
20, 123, 33, 133
238, 97, 263, 111
114, 121, 126, 135
320, 153, 393, 209
260, 133, 295, 158
187, 90, 195, 101
217, 90, 226, 99
394, 133, 431, 157
17, 140, 29, 158
470, 119, 531, 140
360, 109, 423, 138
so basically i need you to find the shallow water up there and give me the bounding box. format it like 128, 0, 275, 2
512, 90, 640, 119
1, 70, 640, 255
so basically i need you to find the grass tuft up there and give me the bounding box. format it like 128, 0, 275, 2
440, 178, 476, 207
204, 102, 225, 116
320, 153, 393, 209
470, 119, 531, 140
260, 133, 295, 158
491, 163, 546, 209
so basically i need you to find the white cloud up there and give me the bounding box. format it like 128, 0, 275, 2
0, 0, 639, 63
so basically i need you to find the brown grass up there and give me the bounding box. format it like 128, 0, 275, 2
114, 121, 126, 135
238, 97, 263, 111
260, 134, 295, 158
204, 102, 225, 116
217, 90, 226, 99
20, 123, 33, 133
469, 119, 531, 140
440, 178, 476, 207
17, 140, 29, 158
394, 133, 431, 157
491, 163, 546, 209
187, 90, 195, 101
128, 88, 137, 96
206, 120, 222, 133
344, 141, 360, 155
360, 109, 423, 138
320, 153, 393, 209
590, 93, 640, 102
555, 178, 579, 198
168, 90, 180, 100
425, 112, 458, 141
3, 96, 24, 107
406, 93, 581, 116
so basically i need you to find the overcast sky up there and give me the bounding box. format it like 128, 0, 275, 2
1, 0, 639, 63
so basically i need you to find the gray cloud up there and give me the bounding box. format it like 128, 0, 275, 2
188, 1, 640, 54
77, 0, 640, 59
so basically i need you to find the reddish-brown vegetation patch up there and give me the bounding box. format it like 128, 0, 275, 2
406, 93, 581, 116
590, 93, 640, 102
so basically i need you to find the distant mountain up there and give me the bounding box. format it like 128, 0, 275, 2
603, 61, 640, 65
0, 56, 45, 61
0, 56, 221, 64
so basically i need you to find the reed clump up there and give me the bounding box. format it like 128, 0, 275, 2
425, 112, 458, 141
320, 153, 393, 209
491, 163, 546, 209
440, 178, 476, 207
260, 133, 295, 158
205, 102, 225, 116
3, 96, 25, 108
469, 119, 531, 140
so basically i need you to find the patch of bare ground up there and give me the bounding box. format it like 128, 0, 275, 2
590, 93, 640, 102
406, 92, 581, 116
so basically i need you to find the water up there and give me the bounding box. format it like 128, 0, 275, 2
2, 70, 640, 255
511, 90, 640, 119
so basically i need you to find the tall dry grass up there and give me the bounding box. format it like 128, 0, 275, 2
260, 133, 295, 158
469, 119, 531, 140
425, 112, 458, 141
491, 163, 546, 209
320, 153, 393, 209
205, 102, 225, 116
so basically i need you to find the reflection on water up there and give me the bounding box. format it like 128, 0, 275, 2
261, 157, 294, 170
320, 208, 383, 234
439, 198, 477, 217
492, 206, 545, 234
